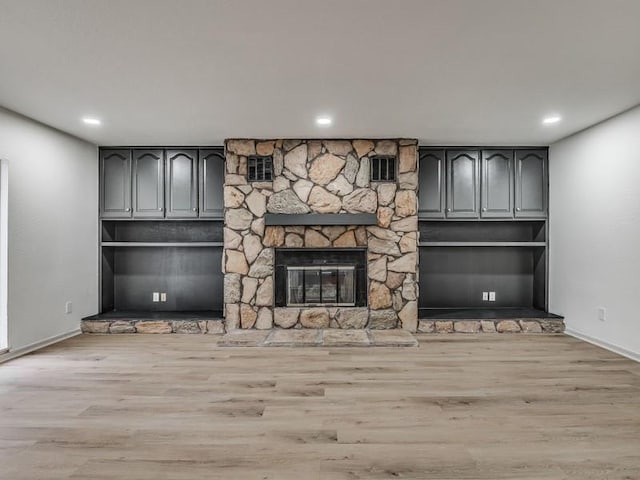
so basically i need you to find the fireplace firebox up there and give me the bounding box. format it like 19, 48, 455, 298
274, 249, 367, 307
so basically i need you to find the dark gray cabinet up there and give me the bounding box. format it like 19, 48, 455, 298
100, 147, 225, 220
515, 150, 547, 218
133, 149, 165, 218
100, 149, 132, 218
446, 150, 480, 218
418, 146, 550, 316
199, 149, 225, 218
481, 150, 514, 218
418, 149, 445, 218
418, 147, 547, 220
165, 149, 198, 218
98, 147, 225, 317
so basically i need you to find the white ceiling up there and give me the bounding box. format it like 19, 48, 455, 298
1, 0, 639, 146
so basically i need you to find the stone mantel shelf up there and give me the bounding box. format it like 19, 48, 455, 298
264, 213, 377, 226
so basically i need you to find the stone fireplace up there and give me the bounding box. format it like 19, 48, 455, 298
223, 139, 419, 331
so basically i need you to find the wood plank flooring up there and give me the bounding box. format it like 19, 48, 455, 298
1, 334, 639, 479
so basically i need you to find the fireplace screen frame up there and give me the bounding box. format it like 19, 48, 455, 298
274, 248, 367, 308
286, 265, 356, 307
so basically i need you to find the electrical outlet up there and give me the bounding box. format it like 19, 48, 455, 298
489, 291, 496, 302
482, 292, 489, 301
598, 307, 606, 322
160, 292, 167, 302
152, 292, 160, 302
65, 301, 72, 314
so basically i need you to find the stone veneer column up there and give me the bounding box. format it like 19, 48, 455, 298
223, 139, 419, 331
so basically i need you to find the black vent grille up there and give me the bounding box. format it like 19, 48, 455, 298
370, 155, 396, 182
247, 156, 273, 181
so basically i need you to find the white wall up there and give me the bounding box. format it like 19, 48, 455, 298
550, 105, 640, 360
0, 107, 98, 352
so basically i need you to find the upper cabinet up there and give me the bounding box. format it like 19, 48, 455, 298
481, 150, 514, 218
165, 149, 198, 218
199, 149, 225, 218
100, 147, 224, 220
418, 147, 547, 220
515, 150, 547, 218
133, 149, 165, 218
418, 149, 445, 218
100, 149, 132, 218
446, 150, 480, 218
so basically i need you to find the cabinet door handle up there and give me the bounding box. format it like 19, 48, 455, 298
158, 208, 163, 211
516, 207, 521, 211
482, 207, 487, 212
447, 208, 451, 212
192, 207, 197, 211
125, 207, 130, 212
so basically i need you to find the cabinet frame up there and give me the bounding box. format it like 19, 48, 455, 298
132, 149, 165, 219
165, 149, 198, 218
99, 149, 132, 218
515, 149, 548, 218
417, 146, 550, 315
481, 149, 514, 218
199, 148, 225, 219
418, 148, 446, 219
446, 149, 480, 218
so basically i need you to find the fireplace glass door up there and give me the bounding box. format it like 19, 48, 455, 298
286, 266, 355, 306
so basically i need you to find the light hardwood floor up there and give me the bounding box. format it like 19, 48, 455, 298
1, 333, 639, 479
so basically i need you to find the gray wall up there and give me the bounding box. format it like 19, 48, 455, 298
0, 107, 98, 351
549, 105, 640, 360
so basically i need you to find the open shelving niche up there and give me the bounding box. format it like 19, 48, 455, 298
99, 220, 224, 317
418, 220, 554, 319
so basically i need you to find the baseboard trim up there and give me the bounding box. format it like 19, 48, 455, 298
565, 327, 640, 363
0, 328, 82, 364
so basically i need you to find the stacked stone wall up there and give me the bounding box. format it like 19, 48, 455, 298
223, 139, 419, 331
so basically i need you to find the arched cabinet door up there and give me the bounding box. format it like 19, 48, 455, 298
446, 150, 480, 218
165, 149, 198, 218
481, 150, 514, 218
418, 148, 445, 218
100, 149, 132, 218
199, 148, 225, 218
515, 149, 547, 218
133, 149, 165, 218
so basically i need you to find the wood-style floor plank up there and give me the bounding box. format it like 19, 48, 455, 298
0, 333, 639, 479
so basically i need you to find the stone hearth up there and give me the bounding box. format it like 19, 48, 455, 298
223, 139, 419, 331
218, 328, 419, 347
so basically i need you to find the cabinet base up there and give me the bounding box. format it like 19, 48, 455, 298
417, 308, 564, 334
81, 310, 224, 334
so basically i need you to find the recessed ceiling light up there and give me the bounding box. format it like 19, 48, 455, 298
82, 117, 101, 126
542, 115, 561, 125
316, 116, 332, 126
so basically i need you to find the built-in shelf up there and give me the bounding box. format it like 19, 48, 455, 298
102, 242, 223, 247
419, 241, 546, 247
101, 220, 223, 243
100, 219, 224, 313
418, 219, 547, 311
419, 220, 546, 243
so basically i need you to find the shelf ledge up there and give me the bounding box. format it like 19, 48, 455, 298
101, 242, 222, 247
419, 242, 546, 247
